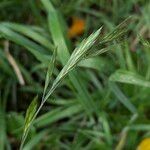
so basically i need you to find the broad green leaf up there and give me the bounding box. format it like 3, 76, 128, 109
109, 70, 150, 88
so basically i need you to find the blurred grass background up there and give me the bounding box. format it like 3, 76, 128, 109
0, 0, 150, 149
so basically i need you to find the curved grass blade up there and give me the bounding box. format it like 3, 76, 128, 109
109, 69, 150, 88
2, 22, 54, 50
0, 24, 49, 63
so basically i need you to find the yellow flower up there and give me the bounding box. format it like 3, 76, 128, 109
68, 17, 85, 38
137, 138, 150, 150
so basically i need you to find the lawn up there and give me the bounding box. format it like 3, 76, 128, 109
0, 0, 150, 150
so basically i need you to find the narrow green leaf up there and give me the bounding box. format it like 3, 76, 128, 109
130, 124, 150, 131
100, 115, 112, 145
43, 28, 102, 106
35, 102, 82, 128
23, 130, 47, 150
109, 70, 150, 88
124, 42, 136, 72
109, 83, 137, 113
0, 24, 49, 63
78, 57, 108, 71
2, 22, 54, 50
23, 96, 38, 134
0, 105, 6, 150
43, 48, 57, 95
41, 0, 100, 114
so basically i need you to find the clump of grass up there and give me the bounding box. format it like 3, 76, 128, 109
0, 0, 149, 149
20, 27, 102, 149
20, 17, 130, 149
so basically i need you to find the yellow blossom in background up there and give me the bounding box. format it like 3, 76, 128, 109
137, 138, 150, 150
68, 17, 85, 38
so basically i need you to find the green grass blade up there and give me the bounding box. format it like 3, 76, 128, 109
23, 96, 38, 134
0, 104, 6, 150
41, 0, 100, 114
124, 42, 136, 72
109, 69, 150, 88
43, 48, 57, 96
2, 22, 54, 50
43, 28, 102, 109
35, 102, 82, 128
109, 83, 137, 114
130, 124, 150, 131
0, 24, 50, 63
100, 115, 112, 145
20, 96, 38, 149
78, 57, 108, 71
23, 130, 47, 150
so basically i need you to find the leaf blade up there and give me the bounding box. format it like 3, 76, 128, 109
23, 96, 38, 135
109, 70, 150, 88
43, 48, 57, 95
